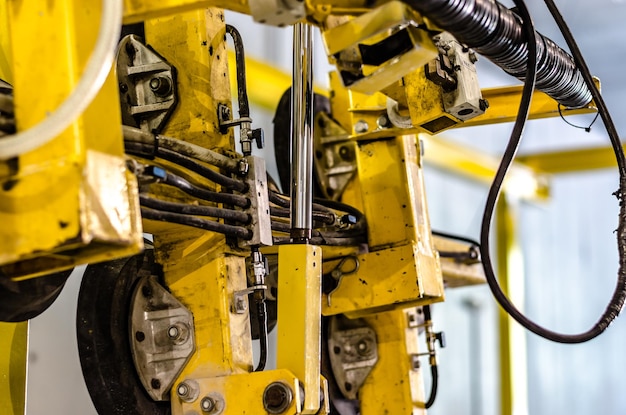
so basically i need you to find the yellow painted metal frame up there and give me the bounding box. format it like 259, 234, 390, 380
123, 0, 250, 24
142, 10, 327, 415
0, 0, 143, 279
0, 322, 27, 415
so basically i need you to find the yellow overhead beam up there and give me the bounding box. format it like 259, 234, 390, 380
420, 133, 550, 201
462, 80, 599, 128
518, 146, 622, 174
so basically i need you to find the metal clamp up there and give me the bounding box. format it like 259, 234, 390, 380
129, 275, 195, 401
117, 35, 178, 133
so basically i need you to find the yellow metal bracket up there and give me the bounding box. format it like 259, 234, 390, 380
0, 0, 143, 279
123, 0, 250, 24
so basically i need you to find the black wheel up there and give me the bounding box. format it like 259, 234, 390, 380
321, 316, 360, 415
0, 269, 72, 322
76, 250, 170, 415
273, 87, 331, 194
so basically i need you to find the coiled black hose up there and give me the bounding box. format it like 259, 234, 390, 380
405, 0, 592, 108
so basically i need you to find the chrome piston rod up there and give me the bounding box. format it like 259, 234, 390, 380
290, 22, 315, 242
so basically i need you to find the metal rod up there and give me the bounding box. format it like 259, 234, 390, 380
290, 22, 314, 242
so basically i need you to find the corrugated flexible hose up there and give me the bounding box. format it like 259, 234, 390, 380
406, 0, 592, 108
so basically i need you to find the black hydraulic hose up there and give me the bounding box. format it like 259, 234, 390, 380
478, 0, 626, 343
425, 365, 439, 409
225, 24, 250, 119
157, 147, 248, 193
254, 299, 268, 372
270, 206, 336, 225
141, 207, 253, 239
162, 171, 250, 208
422, 305, 439, 408
139, 195, 251, 223
404, 0, 591, 108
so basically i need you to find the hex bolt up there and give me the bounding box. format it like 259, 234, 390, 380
177, 380, 199, 403
354, 120, 369, 134
263, 382, 293, 414
200, 397, 215, 413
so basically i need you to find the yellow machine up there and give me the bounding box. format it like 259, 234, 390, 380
0, 0, 620, 415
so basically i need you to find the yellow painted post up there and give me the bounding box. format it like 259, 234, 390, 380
0, 0, 12, 83
496, 194, 529, 415
0, 322, 28, 415
360, 308, 426, 415
142, 10, 256, 414
277, 244, 322, 414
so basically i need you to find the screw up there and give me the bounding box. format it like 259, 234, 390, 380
410, 354, 421, 370
119, 83, 128, 93
263, 382, 293, 414
233, 294, 248, 314
220, 105, 231, 122
151, 378, 161, 389
354, 120, 369, 134
200, 397, 215, 413
468, 51, 478, 64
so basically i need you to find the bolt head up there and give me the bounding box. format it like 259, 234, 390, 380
263, 382, 293, 414
177, 383, 189, 397
377, 115, 391, 128
354, 120, 369, 134
176, 380, 199, 402
201, 397, 215, 412
168, 326, 180, 339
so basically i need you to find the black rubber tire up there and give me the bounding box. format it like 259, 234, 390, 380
76, 250, 171, 415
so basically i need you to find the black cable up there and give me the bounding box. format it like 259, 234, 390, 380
433, 230, 481, 262
254, 299, 268, 372
124, 141, 156, 159
269, 190, 336, 215
141, 207, 252, 239
557, 104, 600, 133
160, 170, 250, 208
480, 0, 626, 343
270, 206, 336, 225
139, 195, 250, 223
157, 147, 248, 193
273, 235, 365, 246
432, 230, 481, 248
225, 24, 250, 119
